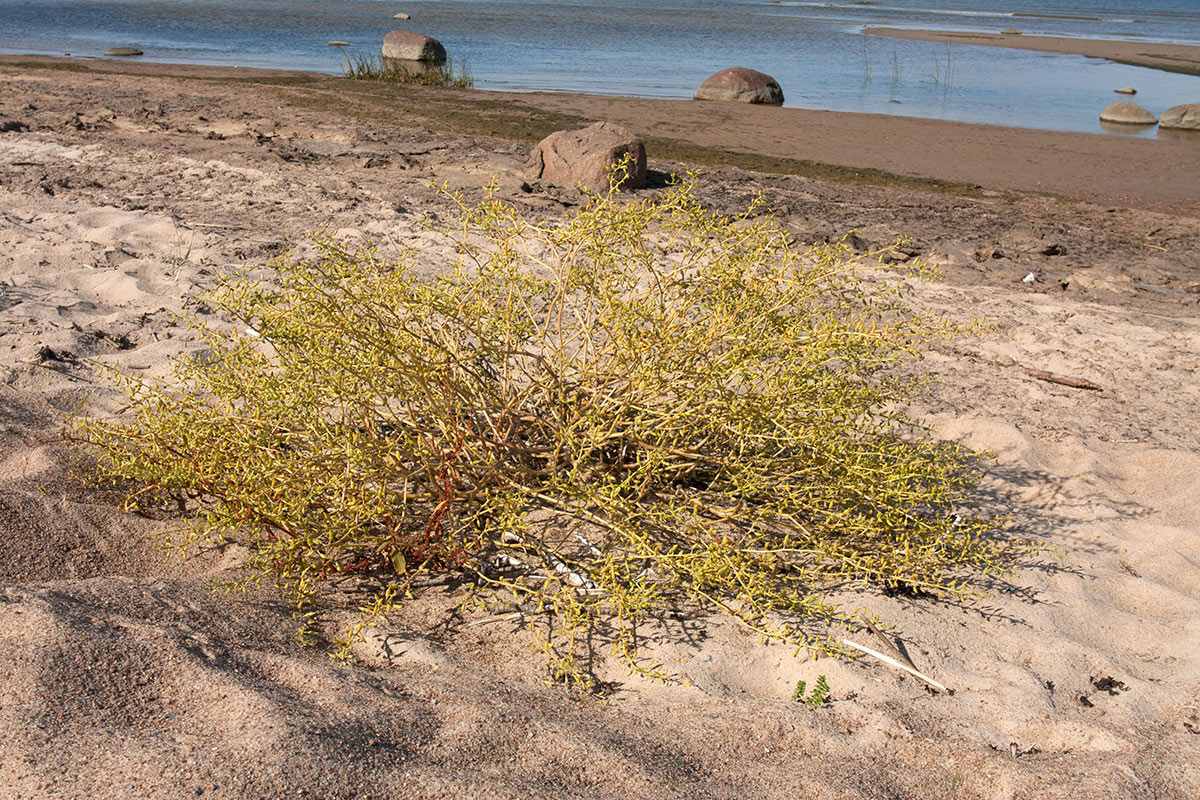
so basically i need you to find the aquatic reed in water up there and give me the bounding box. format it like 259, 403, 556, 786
343, 52, 473, 88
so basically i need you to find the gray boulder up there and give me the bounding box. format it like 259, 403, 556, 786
526, 121, 646, 193
1159, 103, 1200, 130
1099, 101, 1157, 125
693, 68, 784, 106
381, 30, 446, 64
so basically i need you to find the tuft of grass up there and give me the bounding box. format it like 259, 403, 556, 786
343, 52, 473, 88
74, 171, 1030, 689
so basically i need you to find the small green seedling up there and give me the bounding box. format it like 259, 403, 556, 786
792, 675, 831, 707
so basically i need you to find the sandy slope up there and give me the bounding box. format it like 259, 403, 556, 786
1, 62, 1199, 799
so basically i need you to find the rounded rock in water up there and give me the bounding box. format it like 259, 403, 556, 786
1099, 102, 1157, 125
1159, 103, 1200, 131
381, 30, 446, 64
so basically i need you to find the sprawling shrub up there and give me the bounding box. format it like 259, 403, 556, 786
77, 177, 1016, 685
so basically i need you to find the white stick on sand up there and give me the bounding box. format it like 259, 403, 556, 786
843, 638, 950, 694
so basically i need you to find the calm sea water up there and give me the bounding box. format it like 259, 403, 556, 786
2, 0, 1199, 134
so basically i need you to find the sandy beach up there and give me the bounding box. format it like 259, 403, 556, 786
864, 28, 1200, 77
2, 57, 1199, 799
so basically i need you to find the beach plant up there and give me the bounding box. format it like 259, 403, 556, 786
791, 675, 830, 706
74, 172, 1019, 688
343, 52, 473, 88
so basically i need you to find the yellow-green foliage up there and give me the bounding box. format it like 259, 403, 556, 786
77, 177, 1015, 686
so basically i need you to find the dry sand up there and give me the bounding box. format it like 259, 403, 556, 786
864, 28, 1200, 77
1, 59, 1199, 799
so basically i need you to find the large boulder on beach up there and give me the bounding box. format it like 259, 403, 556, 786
525, 121, 646, 193
1099, 101, 1157, 125
381, 30, 446, 64
1159, 103, 1200, 130
693, 68, 784, 106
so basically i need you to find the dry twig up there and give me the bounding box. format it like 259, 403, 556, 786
843, 637, 950, 693
1023, 367, 1103, 392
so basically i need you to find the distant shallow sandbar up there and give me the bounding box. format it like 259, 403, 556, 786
864, 28, 1200, 77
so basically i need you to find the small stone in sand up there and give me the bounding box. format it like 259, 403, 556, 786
382, 30, 446, 63
393, 12, 410, 19
1001, 28, 1021, 35
1099, 101, 1157, 125
694, 68, 784, 106
526, 121, 647, 193
327, 41, 350, 47
104, 47, 143, 57
1114, 87, 1137, 95
1159, 103, 1200, 131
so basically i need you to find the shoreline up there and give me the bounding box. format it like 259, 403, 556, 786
864, 28, 1200, 77
4, 55, 1196, 216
